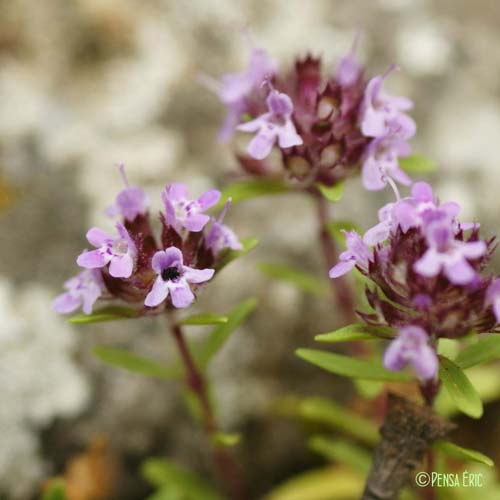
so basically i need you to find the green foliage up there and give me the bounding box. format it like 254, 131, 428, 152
178, 313, 228, 326
308, 436, 372, 474
264, 466, 363, 500
217, 179, 289, 207
142, 458, 222, 500
296, 348, 412, 382
353, 379, 385, 400
42, 481, 66, 500
92, 346, 177, 379
258, 262, 329, 296
193, 298, 257, 370
68, 306, 138, 324
455, 335, 500, 369
435, 441, 494, 467
399, 154, 438, 174
315, 324, 395, 343
326, 220, 361, 246
316, 182, 344, 203
216, 237, 259, 271
439, 356, 483, 419
212, 432, 241, 447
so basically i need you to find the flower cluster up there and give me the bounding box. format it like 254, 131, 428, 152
53, 167, 242, 315
207, 37, 415, 191
329, 181, 500, 380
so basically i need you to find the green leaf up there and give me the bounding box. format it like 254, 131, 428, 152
42, 481, 66, 500
218, 179, 289, 207
212, 432, 241, 447
142, 458, 222, 500
317, 182, 344, 203
315, 324, 395, 343
399, 154, 438, 174
326, 220, 361, 247
68, 306, 138, 324
194, 298, 257, 370
438, 356, 483, 419
216, 237, 259, 271
308, 436, 372, 474
92, 346, 177, 379
178, 313, 228, 326
434, 441, 494, 467
455, 335, 500, 369
264, 465, 363, 500
353, 379, 385, 400
258, 263, 329, 296
296, 348, 412, 382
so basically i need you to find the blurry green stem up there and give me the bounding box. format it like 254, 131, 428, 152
170, 320, 246, 500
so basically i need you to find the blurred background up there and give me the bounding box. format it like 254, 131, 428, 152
1, 0, 500, 499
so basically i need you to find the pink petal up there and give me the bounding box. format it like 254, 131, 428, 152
247, 129, 277, 160
362, 156, 386, 191
184, 213, 210, 232
329, 259, 356, 278
411, 344, 438, 381
145, 278, 169, 307
198, 189, 221, 210
278, 120, 303, 148
461, 240, 487, 259
170, 281, 195, 308
383, 338, 407, 371
52, 293, 81, 314
444, 258, 476, 285
77, 249, 107, 269
86, 227, 112, 248
109, 254, 134, 278
152, 248, 183, 274
414, 249, 442, 277
183, 267, 215, 284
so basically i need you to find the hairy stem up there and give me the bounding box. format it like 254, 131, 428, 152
315, 194, 357, 324
170, 320, 246, 500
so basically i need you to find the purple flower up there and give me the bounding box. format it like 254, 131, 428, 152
162, 183, 221, 233
329, 230, 372, 278
335, 33, 362, 87
361, 135, 412, 191
360, 68, 416, 139
144, 247, 214, 308
414, 220, 487, 285
486, 279, 500, 322
106, 165, 149, 222
383, 325, 438, 380
52, 269, 104, 315
236, 88, 303, 160
76, 223, 137, 278
205, 199, 243, 255
211, 47, 277, 142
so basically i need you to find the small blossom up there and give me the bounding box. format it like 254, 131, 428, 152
52, 269, 104, 315
77, 223, 137, 278
162, 183, 221, 233
486, 279, 500, 322
414, 220, 487, 285
335, 33, 362, 87
383, 325, 438, 380
145, 247, 214, 308
237, 88, 303, 160
106, 165, 149, 222
205, 199, 242, 255
360, 68, 416, 139
361, 135, 412, 191
329, 230, 371, 278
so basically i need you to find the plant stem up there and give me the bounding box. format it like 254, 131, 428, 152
169, 320, 246, 500
315, 194, 357, 324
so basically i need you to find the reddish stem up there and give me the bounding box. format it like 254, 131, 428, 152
170, 321, 246, 500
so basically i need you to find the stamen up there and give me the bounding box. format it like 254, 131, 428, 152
161, 266, 181, 282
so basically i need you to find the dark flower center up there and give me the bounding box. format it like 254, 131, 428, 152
161, 266, 181, 281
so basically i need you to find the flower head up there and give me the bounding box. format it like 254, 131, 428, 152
162, 183, 221, 233
329, 230, 371, 278
237, 88, 303, 160
106, 165, 149, 222
77, 223, 137, 278
383, 325, 438, 380
52, 269, 104, 315
205, 199, 243, 255
145, 247, 214, 308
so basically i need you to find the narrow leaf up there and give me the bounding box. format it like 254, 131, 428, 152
434, 441, 494, 467
439, 356, 483, 419
218, 179, 289, 207
399, 154, 438, 174
194, 298, 257, 369
315, 324, 395, 343
455, 334, 500, 369
69, 306, 138, 324
178, 313, 228, 326
308, 436, 372, 474
92, 346, 176, 379
317, 182, 344, 203
296, 348, 412, 382
259, 263, 329, 296
216, 237, 259, 271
